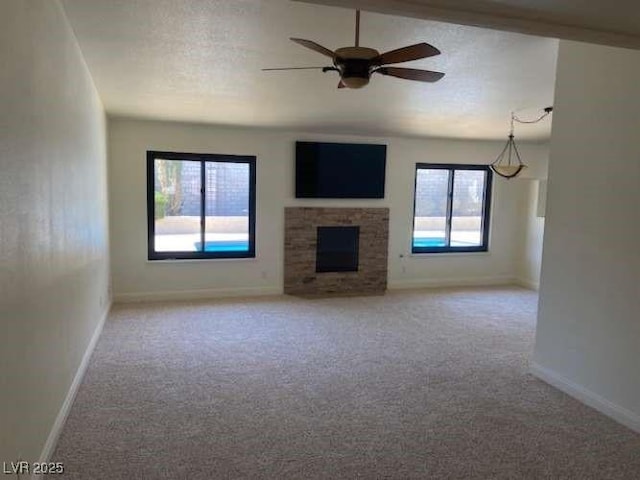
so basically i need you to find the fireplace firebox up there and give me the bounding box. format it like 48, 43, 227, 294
316, 226, 360, 273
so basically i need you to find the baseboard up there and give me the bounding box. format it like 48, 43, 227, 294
388, 275, 515, 290
530, 362, 640, 434
35, 302, 111, 476
115, 286, 283, 303
515, 277, 540, 291
119, 279, 525, 302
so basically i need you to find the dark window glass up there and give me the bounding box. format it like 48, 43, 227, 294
147, 151, 256, 260
412, 164, 492, 253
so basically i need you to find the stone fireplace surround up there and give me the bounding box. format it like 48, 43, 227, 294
284, 207, 389, 296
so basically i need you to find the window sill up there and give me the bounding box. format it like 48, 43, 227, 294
147, 257, 258, 264
409, 251, 491, 258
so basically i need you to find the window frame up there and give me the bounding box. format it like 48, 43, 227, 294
411, 163, 493, 254
146, 150, 256, 261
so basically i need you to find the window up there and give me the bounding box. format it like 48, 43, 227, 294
412, 164, 492, 253
147, 151, 256, 260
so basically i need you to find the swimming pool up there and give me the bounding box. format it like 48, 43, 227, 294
413, 237, 447, 248
413, 237, 480, 248
195, 240, 249, 252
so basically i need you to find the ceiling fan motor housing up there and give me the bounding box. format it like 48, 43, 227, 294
334, 46, 379, 88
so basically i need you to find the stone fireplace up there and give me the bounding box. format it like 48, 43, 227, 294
284, 207, 389, 296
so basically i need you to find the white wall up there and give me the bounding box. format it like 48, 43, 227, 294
0, 0, 110, 466
513, 150, 549, 290
515, 179, 546, 289
533, 41, 640, 431
108, 117, 549, 301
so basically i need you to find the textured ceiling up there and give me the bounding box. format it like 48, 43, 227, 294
61, 0, 558, 141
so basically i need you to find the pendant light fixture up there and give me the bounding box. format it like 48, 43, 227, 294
491, 107, 553, 179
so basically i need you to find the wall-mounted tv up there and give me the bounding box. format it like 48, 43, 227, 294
295, 141, 387, 199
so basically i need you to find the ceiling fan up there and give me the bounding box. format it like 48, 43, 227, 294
263, 10, 445, 89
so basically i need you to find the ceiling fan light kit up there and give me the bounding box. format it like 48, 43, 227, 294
334, 46, 379, 88
264, 10, 445, 89
491, 107, 553, 179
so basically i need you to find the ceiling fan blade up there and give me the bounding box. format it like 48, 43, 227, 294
262, 67, 328, 71
375, 67, 445, 83
374, 43, 440, 65
290, 38, 335, 59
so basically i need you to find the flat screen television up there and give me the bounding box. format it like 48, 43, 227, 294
295, 141, 387, 198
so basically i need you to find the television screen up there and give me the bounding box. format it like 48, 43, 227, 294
295, 142, 387, 198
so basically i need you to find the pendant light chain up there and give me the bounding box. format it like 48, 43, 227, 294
512, 108, 553, 125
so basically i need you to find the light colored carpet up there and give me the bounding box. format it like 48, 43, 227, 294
50, 287, 640, 479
